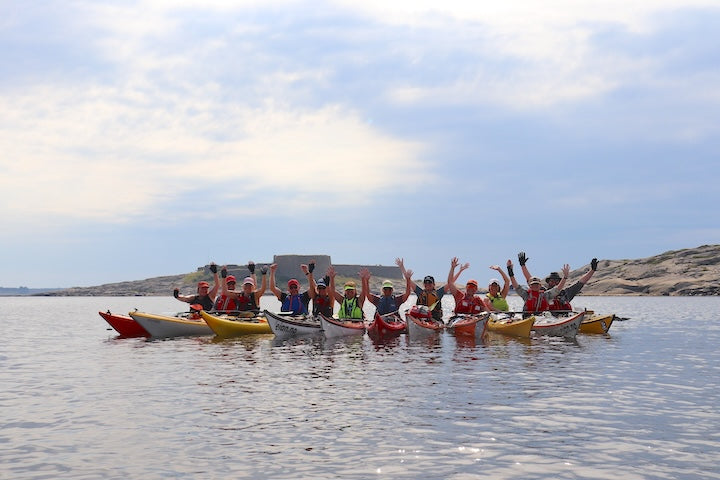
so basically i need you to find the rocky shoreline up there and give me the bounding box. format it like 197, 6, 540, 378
26, 245, 720, 297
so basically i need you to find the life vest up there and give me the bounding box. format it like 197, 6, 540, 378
235, 292, 258, 312
524, 289, 549, 313
189, 294, 215, 311
454, 294, 485, 314
282, 293, 308, 315
417, 290, 442, 321
549, 291, 572, 311
486, 293, 509, 312
312, 294, 333, 316
213, 294, 239, 312
376, 295, 399, 315
338, 296, 363, 319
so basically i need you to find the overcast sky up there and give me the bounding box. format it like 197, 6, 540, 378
2, 0, 719, 288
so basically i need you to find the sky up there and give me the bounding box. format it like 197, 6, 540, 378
2, 0, 719, 288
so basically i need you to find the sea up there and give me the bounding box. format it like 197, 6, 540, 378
2, 295, 719, 480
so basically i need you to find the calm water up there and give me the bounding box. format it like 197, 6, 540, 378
2, 295, 719, 480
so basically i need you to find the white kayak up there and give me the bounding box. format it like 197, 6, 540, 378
531, 311, 585, 338
264, 310, 322, 338
319, 314, 365, 338
129, 310, 213, 338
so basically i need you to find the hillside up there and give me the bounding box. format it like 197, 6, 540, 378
34, 246, 720, 296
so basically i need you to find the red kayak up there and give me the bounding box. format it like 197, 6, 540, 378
99, 310, 150, 337
367, 311, 406, 338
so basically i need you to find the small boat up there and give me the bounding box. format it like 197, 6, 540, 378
264, 310, 322, 338
200, 311, 272, 337
579, 312, 615, 334
129, 310, 213, 338
486, 313, 535, 338
445, 313, 489, 339
319, 314, 365, 338
99, 310, 150, 337
366, 311, 406, 338
531, 311, 585, 338
405, 305, 444, 337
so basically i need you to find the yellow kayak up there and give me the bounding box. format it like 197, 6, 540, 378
486, 313, 535, 338
200, 311, 272, 337
579, 312, 615, 334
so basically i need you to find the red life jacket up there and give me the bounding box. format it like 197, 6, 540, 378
524, 289, 549, 313
214, 294, 239, 312
235, 293, 258, 312
549, 297, 571, 311
454, 294, 485, 314
312, 294, 333, 316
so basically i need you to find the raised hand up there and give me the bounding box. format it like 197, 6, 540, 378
308, 261, 315, 273
591, 258, 598, 271
260, 265, 268, 275
561, 264, 570, 278
518, 251, 528, 266
209, 263, 217, 274
221, 267, 227, 278
247, 261, 255, 274
173, 288, 179, 298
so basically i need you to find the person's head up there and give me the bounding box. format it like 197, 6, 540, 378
288, 279, 300, 294
242, 276, 255, 294
316, 279, 327, 294
197, 281, 210, 294
423, 275, 435, 291
382, 280, 394, 297
226, 275, 236, 291
488, 278, 501, 295
465, 279, 478, 295
529, 276, 543, 291
545, 272, 562, 288
344, 281, 357, 298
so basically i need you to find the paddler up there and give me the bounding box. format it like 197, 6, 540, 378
446, 257, 490, 315
269, 262, 314, 315
219, 261, 267, 313
485, 263, 511, 311
173, 262, 220, 311
404, 260, 448, 323
361, 258, 414, 315
507, 259, 570, 317
327, 265, 365, 320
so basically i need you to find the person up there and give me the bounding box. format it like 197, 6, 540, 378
219, 261, 267, 313
485, 263, 511, 311
327, 266, 365, 320
518, 252, 598, 311
406, 262, 448, 323
213, 274, 239, 312
173, 263, 220, 311
269, 262, 314, 315
507, 259, 570, 316
446, 257, 489, 315
310, 274, 334, 317
361, 258, 413, 315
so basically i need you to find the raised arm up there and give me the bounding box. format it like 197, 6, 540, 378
360, 267, 377, 305
254, 265, 268, 301
328, 266, 344, 303
518, 251, 532, 282
268, 263, 282, 300
305, 261, 317, 300
507, 259, 519, 290
357, 271, 366, 308
452, 260, 470, 283
577, 258, 598, 285
397, 258, 413, 304
447, 257, 461, 296
208, 263, 220, 298
490, 264, 510, 298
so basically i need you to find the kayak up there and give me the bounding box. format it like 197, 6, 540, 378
445, 313, 489, 339
532, 311, 585, 338
99, 310, 149, 337
200, 311, 272, 337
129, 310, 213, 338
579, 312, 615, 334
264, 310, 322, 338
486, 313, 535, 338
319, 314, 365, 338
405, 305, 443, 337
366, 311, 406, 338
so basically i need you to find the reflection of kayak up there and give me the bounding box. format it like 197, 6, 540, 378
264, 310, 322, 338
579, 312, 615, 334
319, 315, 365, 338
200, 311, 272, 337
129, 310, 213, 338
99, 310, 150, 337
446, 313, 489, 339
405, 305, 443, 337
366, 312, 406, 338
486, 313, 534, 338
532, 311, 585, 338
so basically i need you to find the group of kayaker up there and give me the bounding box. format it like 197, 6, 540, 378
173, 253, 599, 322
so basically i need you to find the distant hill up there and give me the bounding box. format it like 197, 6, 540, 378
1, 287, 62, 296
32, 246, 720, 296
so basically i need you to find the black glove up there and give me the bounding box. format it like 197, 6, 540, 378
173, 288, 179, 298
323, 275, 330, 286
260, 266, 268, 275
209, 264, 217, 274
591, 258, 598, 271
507, 265, 514, 277
308, 262, 315, 273
221, 268, 227, 278
248, 262, 255, 274
518, 252, 528, 266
